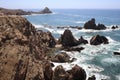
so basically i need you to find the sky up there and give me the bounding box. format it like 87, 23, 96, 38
0, 0, 120, 9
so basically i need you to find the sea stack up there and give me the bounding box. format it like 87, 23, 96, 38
39, 7, 52, 14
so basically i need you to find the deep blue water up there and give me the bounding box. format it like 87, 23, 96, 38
24, 9, 120, 80
25, 9, 120, 26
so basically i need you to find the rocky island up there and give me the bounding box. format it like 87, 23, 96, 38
0, 7, 52, 15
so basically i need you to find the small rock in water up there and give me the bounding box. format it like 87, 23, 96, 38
88, 75, 96, 80
113, 52, 120, 55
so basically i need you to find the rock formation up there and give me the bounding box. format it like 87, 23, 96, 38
88, 75, 96, 80
0, 15, 56, 80
53, 65, 86, 80
39, 7, 52, 14
51, 52, 75, 63
90, 35, 109, 45
113, 52, 120, 55
78, 36, 88, 44
0, 7, 30, 15
58, 29, 80, 47
84, 18, 106, 30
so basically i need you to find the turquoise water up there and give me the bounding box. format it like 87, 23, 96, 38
25, 9, 120, 80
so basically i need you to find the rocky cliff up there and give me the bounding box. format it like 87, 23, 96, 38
0, 15, 56, 80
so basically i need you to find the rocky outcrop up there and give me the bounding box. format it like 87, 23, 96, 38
90, 35, 109, 45
64, 47, 84, 52
53, 65, 86, 80
88, 75, 96, 80
78, 36, 88, 44
51, 52, 75, 63
39, 7, 52, 14
0, 7, 30, 15
58, 29, 80, 47
113, 52, 120, 55
111, 25, 118, 29
84, 18, 106, 30
0, 15, 56, 80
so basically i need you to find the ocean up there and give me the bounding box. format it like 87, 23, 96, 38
24, 9, 120, 80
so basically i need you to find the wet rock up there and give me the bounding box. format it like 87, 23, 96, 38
64, 47, 84, 52
58, 29, 80, 47
90, 35, 109, 45
51, 52, 73, 63
111, 25, 118, 29
113, 52, 120, 55
88, 75, 96, 80
68, 65, 87, 80
84, 18, 106, 30
53, 65, 69, 80
78, 36, 88, 44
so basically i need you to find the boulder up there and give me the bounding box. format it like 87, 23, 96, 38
88, 75, 96, 80
84, 18, 106, 30
90, 35, 109, 45
68, 65, 86, 80
58, 29, 80, 47
53, 65, 86, 80
53, 65, 69, 80
39, 7, 52, 14
78, 36, 88, 44
51, 52, 74, 63
111, 25, 118, 29
64, 47, 84, 52
113, 52, 120, 55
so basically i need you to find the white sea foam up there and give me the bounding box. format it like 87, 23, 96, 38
75, 21, 86, 24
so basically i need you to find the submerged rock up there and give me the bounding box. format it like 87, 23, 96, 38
90, 35, 109, 45
84, 18, 106, 30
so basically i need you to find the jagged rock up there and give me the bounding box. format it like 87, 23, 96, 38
84, 18, 106, 30
90, 35, 109, 45
113, 52, 120, 55
88, 75, 96, 80
67, 65, 87, 80
53, 65, 69, 80
58, 29, 80, 47
111, 25, 118, 29
78, 36, 88, 44
0, 15, 55, 80
51, 52, 74, 63
39, 7, 52, 14
64, 47, 84, 52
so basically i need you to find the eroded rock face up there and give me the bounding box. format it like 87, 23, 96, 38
0, 15, 55, 80
58, 29, 80, 47
90, 35, 109, 45
84, 18, 106, 30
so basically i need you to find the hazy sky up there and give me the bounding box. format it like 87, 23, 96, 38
0, 0, 120, 9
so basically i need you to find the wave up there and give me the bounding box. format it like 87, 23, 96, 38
75, 21, 86, 24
